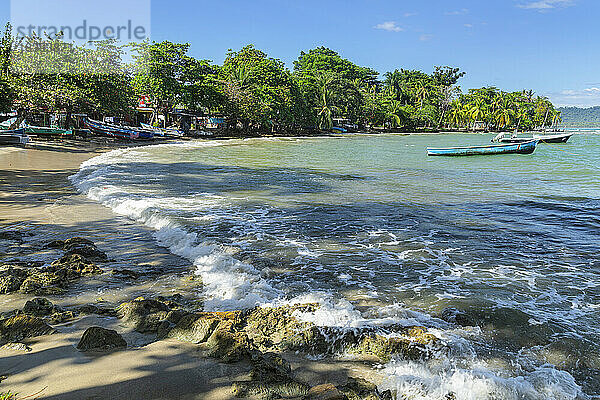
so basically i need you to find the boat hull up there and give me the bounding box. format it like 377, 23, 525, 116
0, 128, 29, 146
532, 133, 573, 143
84, 118, 154, 140
427, 140, 538, 156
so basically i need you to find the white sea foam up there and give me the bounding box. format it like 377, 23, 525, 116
379, 359, 586, 400
70, 144, 282, 311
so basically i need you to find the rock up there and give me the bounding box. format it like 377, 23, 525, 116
111, 269, 140, 280
64, 243, 107, 261
166, 313, 220, 343
202, 311, 252, 362
49, 253, 102, 276
340, 377, 388, 400
1, 342, 32, 352
0, 231, 23, 241
23, 298, 55, 317
249, 351, 292, 382
441, 307, 475, 327
306, 384, 347, 400
349, 327, 439, 362
244, 304, 326, 353
46, 311, 77, 324
0, 315, 56, 342
76, 304, 116, 317
232, 352, 309, 399
0, 266, 28, 294
63, 237, 95, 247
45, 239, 65, 249
76, 326, 127, 351
116, 298, 172, 333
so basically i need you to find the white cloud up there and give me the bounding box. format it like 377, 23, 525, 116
547, 87, 600, 107
403, 12, 417, 17
419, 34, 434, 41
445, 8, 469, 15
517, 0, 575, 11
374, 21, 403, 32
464, 23, 474, 28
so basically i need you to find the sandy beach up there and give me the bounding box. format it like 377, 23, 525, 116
0, 143, 386, 400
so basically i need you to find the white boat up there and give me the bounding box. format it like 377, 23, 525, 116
532, 132, 573, 143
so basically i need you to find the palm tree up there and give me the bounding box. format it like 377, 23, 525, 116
314, 71, 336, 130
415, 81, 429, 108
384, 100, 407, 128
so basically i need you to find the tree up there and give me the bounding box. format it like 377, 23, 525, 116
0, 23, 15, 114
294, 47, 378, 128
220, 45, 308, 133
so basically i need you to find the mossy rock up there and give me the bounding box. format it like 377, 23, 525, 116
244, 304, 321, 352
166, 314, 219, 343
116, 298, 173, 333
49, 254, 102, 277
77, 326, 126, 352
0, 315, 56, 342
349, 327, 439, 362
23, 298, 55, 316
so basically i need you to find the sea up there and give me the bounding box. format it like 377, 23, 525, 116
70, 133, 600, 399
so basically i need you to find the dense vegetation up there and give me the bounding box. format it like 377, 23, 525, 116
557, 106, 600, 127
0, 23, 561, 133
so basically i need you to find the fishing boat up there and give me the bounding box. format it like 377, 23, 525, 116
496, 137, 534, 144
23, 126, 73, 137
84, 118, 154, 140
427, 140, 538, 156
532, 132, 573, 143
140, 122, 184, 137
0, 128, 29, 146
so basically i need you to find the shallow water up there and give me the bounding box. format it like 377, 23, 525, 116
71, 133, 600, 399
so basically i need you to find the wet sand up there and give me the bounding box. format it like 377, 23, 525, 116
0, 143, 378, 399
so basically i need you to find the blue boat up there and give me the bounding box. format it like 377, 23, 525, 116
427, 139, 538, 156
85, 118, 154, 140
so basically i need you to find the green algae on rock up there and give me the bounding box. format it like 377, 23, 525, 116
77, 326, 127, 352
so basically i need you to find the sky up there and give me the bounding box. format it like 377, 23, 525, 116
1, 0, 600, 107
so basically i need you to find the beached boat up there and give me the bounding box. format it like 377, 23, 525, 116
140, 122, 184, 138
427, 140, 538, 156
84, 118, 154, 140
0, 128, 29, 146
23, 126, 73, 137
532, 132, 573, 143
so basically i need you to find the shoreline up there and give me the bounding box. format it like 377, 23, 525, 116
0, 142, 394, 399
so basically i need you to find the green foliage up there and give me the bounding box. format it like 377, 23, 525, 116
0, 26, 559, 134
294, 47, 378, 127
446, 87, 560, 131
220, 45, 308, 132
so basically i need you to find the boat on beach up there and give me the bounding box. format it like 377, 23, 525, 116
0, 128, 29, 146
84, 118, 154, 140
427, 139, 538, 156
23, 126, 73, 137
532, 132, 573, 143
140, 122, 184, 138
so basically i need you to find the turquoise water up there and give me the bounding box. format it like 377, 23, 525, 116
72, 133, 600, 399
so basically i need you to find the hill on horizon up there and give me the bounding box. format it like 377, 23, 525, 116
558, 106, 600, 127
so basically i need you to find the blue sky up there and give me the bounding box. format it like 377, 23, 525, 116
2, 0, 599, 106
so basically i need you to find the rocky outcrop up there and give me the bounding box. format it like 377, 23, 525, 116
231, 351, 309, 399
47, 237, 108, 261
0, 250, 102, 296
23, 297, 56, 317
348, 326, 439, 363
76, 326, 127, 351
116, 297, 182, 334
0, 315, 55, 343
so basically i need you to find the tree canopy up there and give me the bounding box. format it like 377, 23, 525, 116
0, 24, 560, 134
